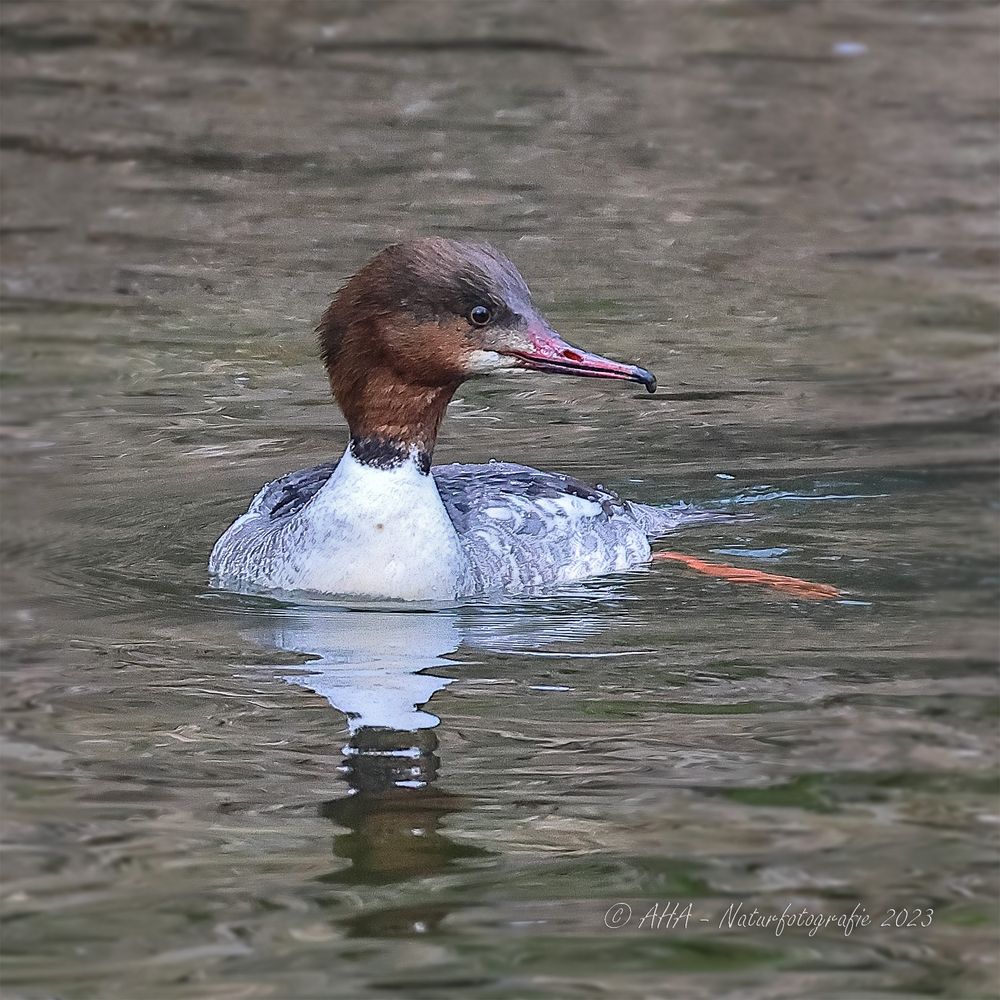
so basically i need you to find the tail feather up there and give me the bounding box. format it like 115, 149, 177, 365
632, 501, 749, 536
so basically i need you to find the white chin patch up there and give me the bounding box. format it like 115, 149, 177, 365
465, 349, 516, 374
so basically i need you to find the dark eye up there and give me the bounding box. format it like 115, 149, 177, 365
468, 304, 492, 327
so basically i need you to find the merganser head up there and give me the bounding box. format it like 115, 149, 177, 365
317, 238, 656, 469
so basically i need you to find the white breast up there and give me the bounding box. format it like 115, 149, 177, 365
211, 448, 469, 600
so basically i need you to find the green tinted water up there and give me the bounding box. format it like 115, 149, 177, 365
2, 2, 998, 997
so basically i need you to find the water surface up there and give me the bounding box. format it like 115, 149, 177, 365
2, 1, 998, 997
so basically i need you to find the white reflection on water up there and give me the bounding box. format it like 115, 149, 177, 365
268, 610, 460, 733
240, 593, 613, 738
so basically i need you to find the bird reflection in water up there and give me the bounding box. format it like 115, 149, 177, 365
249, 607, 491, 923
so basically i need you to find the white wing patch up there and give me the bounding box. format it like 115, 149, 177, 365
433, 463, 655, 593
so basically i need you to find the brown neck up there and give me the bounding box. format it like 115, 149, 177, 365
330, 364, 458, 474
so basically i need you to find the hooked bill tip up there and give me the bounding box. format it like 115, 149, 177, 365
637, 368, 657, 393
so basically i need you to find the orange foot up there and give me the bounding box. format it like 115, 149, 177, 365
653, 551, 842, 600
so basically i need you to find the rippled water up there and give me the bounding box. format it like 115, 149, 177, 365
2, 1, 998, 997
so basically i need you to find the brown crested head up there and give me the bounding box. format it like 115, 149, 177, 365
317, 237, 656, 469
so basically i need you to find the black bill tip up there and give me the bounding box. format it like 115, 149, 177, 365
635, 367, 657, 393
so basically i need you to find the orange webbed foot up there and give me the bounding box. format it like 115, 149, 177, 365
653, 551, 842, 600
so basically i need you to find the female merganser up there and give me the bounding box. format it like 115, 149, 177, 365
210, 237, 720, 601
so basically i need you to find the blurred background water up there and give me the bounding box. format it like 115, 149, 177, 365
1, 1, 998, 997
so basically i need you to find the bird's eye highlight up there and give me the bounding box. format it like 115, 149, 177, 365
468, 304, 492, 327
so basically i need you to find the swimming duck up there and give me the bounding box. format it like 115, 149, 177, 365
210, 238, 719, 600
